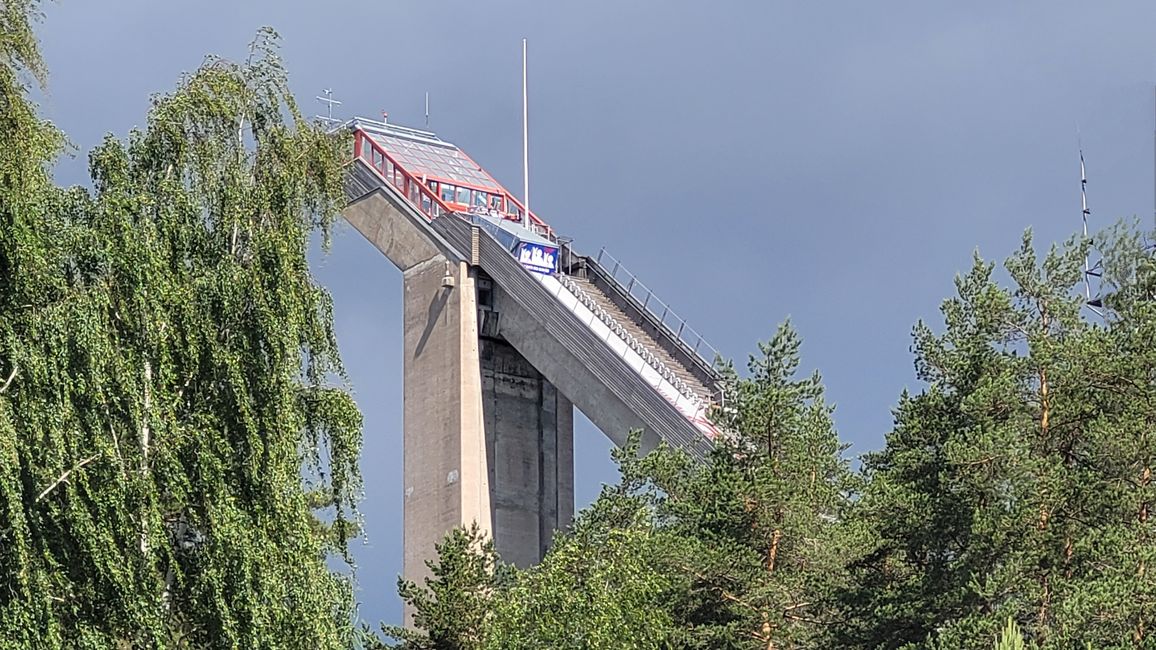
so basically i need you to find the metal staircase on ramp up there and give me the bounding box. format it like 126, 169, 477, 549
561, 274, 717, 410
429, 213, 721, 457
341, 117, 731, 591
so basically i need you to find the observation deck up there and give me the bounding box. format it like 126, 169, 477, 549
346, 117, 723, 452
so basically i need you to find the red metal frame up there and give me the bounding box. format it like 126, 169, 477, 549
353, 128, 554, 239
354, 130, 454, 220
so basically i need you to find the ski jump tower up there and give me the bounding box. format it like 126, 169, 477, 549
341, 116, 723, 581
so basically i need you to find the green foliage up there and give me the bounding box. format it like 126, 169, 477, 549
397, 324, 857, 650
840, 228, 1156, 648
0, 0, 47, 86
995, 618, 1028, 650
0, 8, 361, 648
485, 487, 680, 650
386, 524, 507, 650
635, 322, 860, 649
396, 228, 1156, 650
12, 6, 1156, 650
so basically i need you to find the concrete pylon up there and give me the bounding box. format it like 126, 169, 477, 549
479, 322, 574, 568
343, 189, 574, 607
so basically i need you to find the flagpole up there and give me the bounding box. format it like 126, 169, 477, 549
522, 38, 530, 229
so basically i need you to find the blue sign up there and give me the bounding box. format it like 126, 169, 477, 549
517, 242, 558, 274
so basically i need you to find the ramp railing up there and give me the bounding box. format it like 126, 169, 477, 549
540, 272, 719, 441
554, 273, 711, 414
353, 129, 453, 220
592, 249, 723, 373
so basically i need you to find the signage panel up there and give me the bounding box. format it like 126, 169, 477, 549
517, 242, 558, 274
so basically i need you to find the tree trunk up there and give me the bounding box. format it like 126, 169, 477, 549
139, 360, 152, 555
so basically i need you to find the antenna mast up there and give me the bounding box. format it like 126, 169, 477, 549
1080, 143, 1104, 316
522, 38, 531, 229
314, 89, 342, 128
425, 91, 430, 129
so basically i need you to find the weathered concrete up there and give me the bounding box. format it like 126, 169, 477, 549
344, 189, 458, 271
342, 156, 720, 623
344, 183, 487, 594
491, 281, 664, 453
400, 258, 489, 595
342, 181, 574, 619
480, 337, 574, 567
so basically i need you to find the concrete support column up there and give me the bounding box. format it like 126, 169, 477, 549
480, 337, 574, 567
345, 186, 575, 617
400, 259, 573, 592
401, 259, 489, 589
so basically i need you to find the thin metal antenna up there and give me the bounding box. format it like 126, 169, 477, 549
1148, 86, 1156, 255
1146, 85, 1156, 257
1079, 140, 1104, 317
425, 91, 430, 129
522, 38, 530, 229
314, 89, 342, 127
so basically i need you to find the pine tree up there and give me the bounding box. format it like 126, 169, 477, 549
0, 6, 361, 647
841, 228, 1156, 649
485, 483, 681, 650
649, 323, 858, 649
994, 618, 1029, 650
393, 324, 854, 650
388, 450, 681, 650
386, 524, 506, 650
548, 323, 860, 649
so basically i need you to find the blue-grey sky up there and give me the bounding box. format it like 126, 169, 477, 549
36, 0, 1156, 627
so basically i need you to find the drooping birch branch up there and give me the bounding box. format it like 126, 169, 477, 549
36, 453, 100, 502
0, 364, 17, 393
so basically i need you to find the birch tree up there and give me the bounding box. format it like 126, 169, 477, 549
0, 4, 362, 647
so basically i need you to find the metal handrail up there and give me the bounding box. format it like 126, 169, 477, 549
556, 274, 710, 413
502, 189, 554, 240
356, 128, 719, 372
352, 126, 555, 240
354, 130, 455, 220
593, 248, 722, 372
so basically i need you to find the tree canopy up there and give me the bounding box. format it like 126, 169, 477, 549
396, 227, 1156, 650
841, 229, 1156, 648
393, 323, 858, 650
1, 4, 361, 648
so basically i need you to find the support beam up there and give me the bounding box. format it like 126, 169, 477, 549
480, 337, 574, 567
341, 184, 574, 623
400, 258, 490, 592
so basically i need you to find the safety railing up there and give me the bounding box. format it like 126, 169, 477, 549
353, 129, 454, 221
498, 190, 554, 241
594, 248, 722, 372
554, 273, 710, 414
352, 127, 555, 241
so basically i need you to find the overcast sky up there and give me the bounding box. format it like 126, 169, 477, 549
35, 0, 1156, 627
